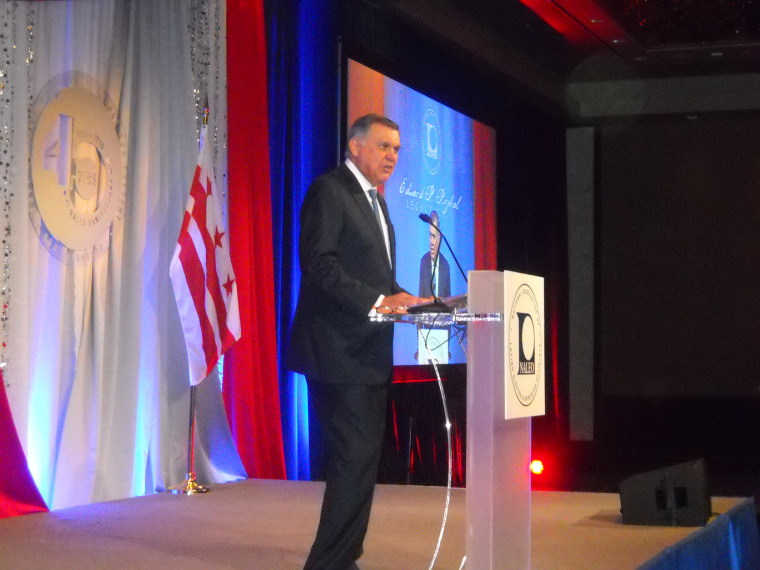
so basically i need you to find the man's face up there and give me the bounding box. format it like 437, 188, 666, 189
349, 123, 401, 187
429, 224, 441, 260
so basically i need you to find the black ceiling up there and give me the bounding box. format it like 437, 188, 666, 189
385, 0, 760, 81
601, 0, 760, 48
589, 0, 760, 77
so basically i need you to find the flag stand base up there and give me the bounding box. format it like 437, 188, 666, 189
170, 472, 209, 495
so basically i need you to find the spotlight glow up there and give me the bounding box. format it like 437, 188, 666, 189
530, 459, 545, 475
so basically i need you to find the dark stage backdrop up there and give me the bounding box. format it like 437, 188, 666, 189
598, 113, 760, 399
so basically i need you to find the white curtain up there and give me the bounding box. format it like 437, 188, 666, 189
2, 0, 245, 510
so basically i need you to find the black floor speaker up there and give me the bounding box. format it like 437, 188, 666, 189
619, 459, 712, 526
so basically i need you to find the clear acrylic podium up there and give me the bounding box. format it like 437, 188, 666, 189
373, 270, 545, 569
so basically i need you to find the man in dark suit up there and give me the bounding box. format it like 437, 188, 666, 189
418, 210, 451, 299
288, 114, 427, 570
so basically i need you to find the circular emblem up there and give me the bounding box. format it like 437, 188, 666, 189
421, 108, 441, 175
508, 284, 543, 406
29, 72, 125, 265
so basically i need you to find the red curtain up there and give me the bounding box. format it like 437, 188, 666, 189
223, 0, 286, 479
0, 371, 48, 518
474, 121, 497, 271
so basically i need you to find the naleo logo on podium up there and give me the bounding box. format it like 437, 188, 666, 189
505, 274, 545, 419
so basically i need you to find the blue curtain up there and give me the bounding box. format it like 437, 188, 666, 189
265, 0, 339, 479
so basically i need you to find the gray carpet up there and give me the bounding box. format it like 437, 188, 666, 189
0, 479, 746, 569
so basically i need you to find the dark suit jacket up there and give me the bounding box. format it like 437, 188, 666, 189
418, 252, 451, 299
288, 163, 403, 385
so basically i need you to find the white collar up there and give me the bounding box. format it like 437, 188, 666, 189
345, 159, 374, 192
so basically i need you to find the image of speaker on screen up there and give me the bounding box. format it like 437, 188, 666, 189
418, 210, 450, 299
417, 210, 451, 364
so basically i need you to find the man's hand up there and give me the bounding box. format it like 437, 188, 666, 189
376, 293, 433, 314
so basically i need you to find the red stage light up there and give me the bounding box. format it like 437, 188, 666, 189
530, 459, 545, 475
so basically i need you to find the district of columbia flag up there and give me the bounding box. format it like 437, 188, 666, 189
170, 126, 241, 385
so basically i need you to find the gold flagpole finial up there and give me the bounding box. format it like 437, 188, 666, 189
203, 95, 209, 126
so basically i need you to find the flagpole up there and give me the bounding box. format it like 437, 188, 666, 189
170, 99, 211, 496
170, 383, 208, 494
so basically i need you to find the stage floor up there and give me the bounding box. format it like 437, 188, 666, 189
0, 479, 748, 569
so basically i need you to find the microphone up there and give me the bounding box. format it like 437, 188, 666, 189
418, 213, 468, 285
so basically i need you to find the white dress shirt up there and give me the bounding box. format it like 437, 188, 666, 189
345, 159, 392, 312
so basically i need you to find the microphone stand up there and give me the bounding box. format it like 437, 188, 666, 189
418, 213, 468, 314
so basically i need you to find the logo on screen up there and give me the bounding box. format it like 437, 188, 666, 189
508, 284, 543, 406
422, 109, 441, 175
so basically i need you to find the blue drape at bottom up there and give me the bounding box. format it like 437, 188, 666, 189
639, 498, 759, 570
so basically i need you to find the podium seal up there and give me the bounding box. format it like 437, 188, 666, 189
508, 283, 543, 406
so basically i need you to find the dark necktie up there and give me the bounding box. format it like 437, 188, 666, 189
431, 257, 438, 296
368, 188, 384, 229
369, 188, 392, 265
